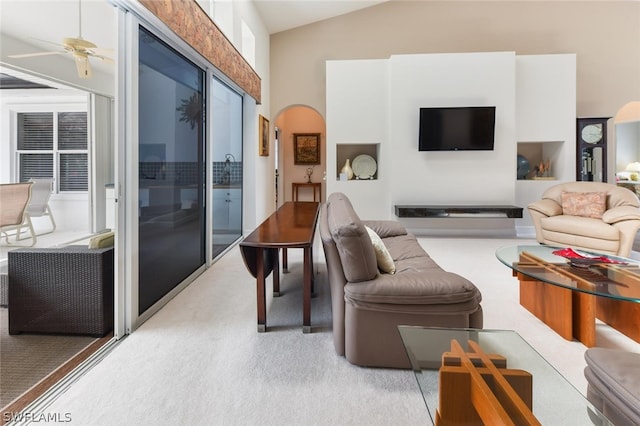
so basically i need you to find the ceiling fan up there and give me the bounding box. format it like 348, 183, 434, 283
8, 0, 113, 79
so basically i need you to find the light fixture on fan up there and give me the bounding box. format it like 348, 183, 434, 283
73, 51, 92, 79
8, 0, 112, 79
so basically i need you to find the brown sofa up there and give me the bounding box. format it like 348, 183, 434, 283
528, 181, 640, 257
320, 192, 483, 368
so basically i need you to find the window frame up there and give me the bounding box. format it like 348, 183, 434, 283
13, 102, 89, 195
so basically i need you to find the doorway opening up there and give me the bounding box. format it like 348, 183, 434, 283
273, 105, 326, 207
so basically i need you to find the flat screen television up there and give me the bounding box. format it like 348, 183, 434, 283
419, 106, 496, 151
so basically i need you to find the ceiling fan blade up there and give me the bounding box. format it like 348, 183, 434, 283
90, 54, 115, 64
30, 37, 67, 49
74, 54, 93, 79
9, 51, 66, 58
89, 47, 115, 56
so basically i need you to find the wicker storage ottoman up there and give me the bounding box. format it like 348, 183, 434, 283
8, 246, 114, 336
0, 274, 7, 307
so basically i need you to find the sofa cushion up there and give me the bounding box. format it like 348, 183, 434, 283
584, 348, 640, 425
362, 220, 407, 239
345, 269, 481, 307
365, 226, 395, 274
382, 234, 439, 265
345, 232, 479, 306
561, 191, 606, 218
540, 215, 618, 241
327, 193, 378, 283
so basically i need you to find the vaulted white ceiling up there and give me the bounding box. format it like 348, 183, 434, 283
253, 0, 388, 34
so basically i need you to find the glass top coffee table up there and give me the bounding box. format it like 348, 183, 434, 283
398, 326, 612, 425
495, 245, 640, 347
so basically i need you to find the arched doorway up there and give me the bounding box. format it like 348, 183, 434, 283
273, 105, 326, 207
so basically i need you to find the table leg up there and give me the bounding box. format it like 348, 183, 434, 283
273, 248, 281, 297
572, 291, 596, 347
518, 273, 597, 347
256, 248, 266, 332
518, 275, 573, 341
310, 245, 316, 297
282, 248, 289, 273
303, 246, 312, 333
597, 297, 640, 343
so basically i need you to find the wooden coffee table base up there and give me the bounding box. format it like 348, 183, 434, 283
517, 272, 640, 347
597, 296, 640, 344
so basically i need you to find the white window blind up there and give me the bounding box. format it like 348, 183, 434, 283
16, 111, 88, 192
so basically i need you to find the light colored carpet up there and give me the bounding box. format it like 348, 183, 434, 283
39, 237, 640, 426
0, 308, 97, 409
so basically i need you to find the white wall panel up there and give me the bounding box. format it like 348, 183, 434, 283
326, 59, 389, 219
326, 52, 575, 235
388, 52, 516, 208
515, 54, 577, 233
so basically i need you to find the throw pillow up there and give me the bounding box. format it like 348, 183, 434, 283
561, 192, 607, 219
88, 231, 115, 249
365, 226, 396, 274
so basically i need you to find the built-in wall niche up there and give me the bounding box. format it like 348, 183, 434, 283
516, 141, 563, 180
336, 143, 379, 180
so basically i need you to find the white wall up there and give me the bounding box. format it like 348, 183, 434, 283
327, 52, 576, 236
327, 52, 516, 223
515, 54, 577, 235
389, 52, 516, 206
227, 0, 272, 229
326, 59, 389, 219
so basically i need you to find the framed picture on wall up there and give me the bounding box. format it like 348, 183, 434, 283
259, 115, 269, 156
293, 133, 321, 165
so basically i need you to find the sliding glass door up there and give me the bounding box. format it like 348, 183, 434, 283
211, 78, 243, 258
137, 27, 205, 314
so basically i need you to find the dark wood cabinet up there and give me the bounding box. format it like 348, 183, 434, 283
576, 117, 610, 182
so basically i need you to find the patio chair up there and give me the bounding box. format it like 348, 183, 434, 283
0, 182, 36, 246
25, 178, 56, 235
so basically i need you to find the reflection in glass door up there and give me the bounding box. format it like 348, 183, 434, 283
211, 78, 243, 258
138, 27, 205, 314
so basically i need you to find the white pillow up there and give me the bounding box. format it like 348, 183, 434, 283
365, 226, 396, 274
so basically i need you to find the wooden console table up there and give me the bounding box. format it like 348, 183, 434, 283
239, 202, 320, 333
292, 182, 321, 202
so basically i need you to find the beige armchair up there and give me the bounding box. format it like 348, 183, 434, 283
528, 181, 640, 257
